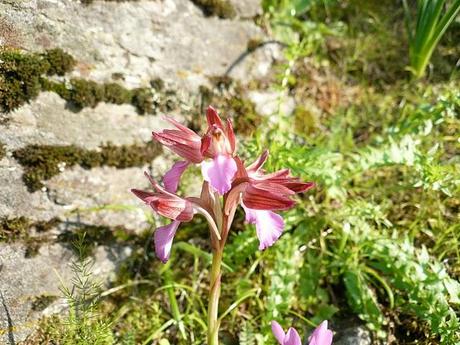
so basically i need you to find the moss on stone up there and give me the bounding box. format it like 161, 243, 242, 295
246, 38, 263, 52
0, 214, 148, 258
82, 0, 139, 4
13, 141, 161, 192
131, 88, 153, 115
191, 0, 236, 19
1, 48, 157, 114
31, 295, 58, 312
0, 142, 6, 160
103, 82, 132, 105
42, 48, 76, 76
229, 94, 262, 136
0, 217, 60, 257
67, 78, 106, 109
209, 75, 234, 90
0, 216, 30, 242
44, 78, 155, 114
0, 49, 50, 111
0, 48, 77, 112
150, 78, 165, 91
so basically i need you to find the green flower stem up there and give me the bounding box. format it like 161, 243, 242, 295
207, 246, 223, 345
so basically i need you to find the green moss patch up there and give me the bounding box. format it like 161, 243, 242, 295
0, 142, 5, 160
13, 141, 161, 192
1, 48, 173, 114
0, 48, 75, 112
0, 215, 149, 259
0, 217, 60, 257
191, 0, 236, 19
0, 216, 59, 242
31, 295, 59, 312
0, 216, 31, 242
42, 78, 155, 114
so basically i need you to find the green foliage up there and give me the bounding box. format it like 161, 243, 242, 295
403, 0, 460, 78
239, 321, 264, 345
12, 141, 161, 191
250, 83, 460, 341
369, 237, 460, 343
264, 233, 302, 323
32, 234, 114, 345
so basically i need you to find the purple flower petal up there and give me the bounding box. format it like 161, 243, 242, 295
201, 154, 237, 195
163, 161, 189, 193
309, 321, 333, 345
154, 221, 181, 263
285, 328, 302, 345
243, 206, 284, 250
271, 321, 286, 344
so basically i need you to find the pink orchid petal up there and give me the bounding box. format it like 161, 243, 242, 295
225, 119, 236, 154
243, 183, 295, 211
152, 117, 203, 163
154, 221, 181, 263
201, 155, 237, 195
206, 106, 224, 128
243, 206, 284, 250
271, 321, 286, 344
309, 321, 333, 345
285, 328, 302, 345
163, 161, 189, 193
247, 149, 269, 174
131, 189, 157, 204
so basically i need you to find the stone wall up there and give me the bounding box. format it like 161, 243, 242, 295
0, 0, 277, 342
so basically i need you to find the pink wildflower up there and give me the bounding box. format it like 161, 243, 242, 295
132, 106, 314, 262
271, 320, 333, 345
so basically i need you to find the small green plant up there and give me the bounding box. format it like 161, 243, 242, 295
52, 233, 114, 344
403, 0, 460, 78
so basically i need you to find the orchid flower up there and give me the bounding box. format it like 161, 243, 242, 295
153, 106, 237, 194
132, 172, 219, 262
227, 152, 314, 250
132, 105, 315, 345
133, 106, 314, 261
271, 320, 333, 345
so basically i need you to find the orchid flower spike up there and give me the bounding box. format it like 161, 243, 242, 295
271, 321, 333, 345
132, 105, 315, 263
